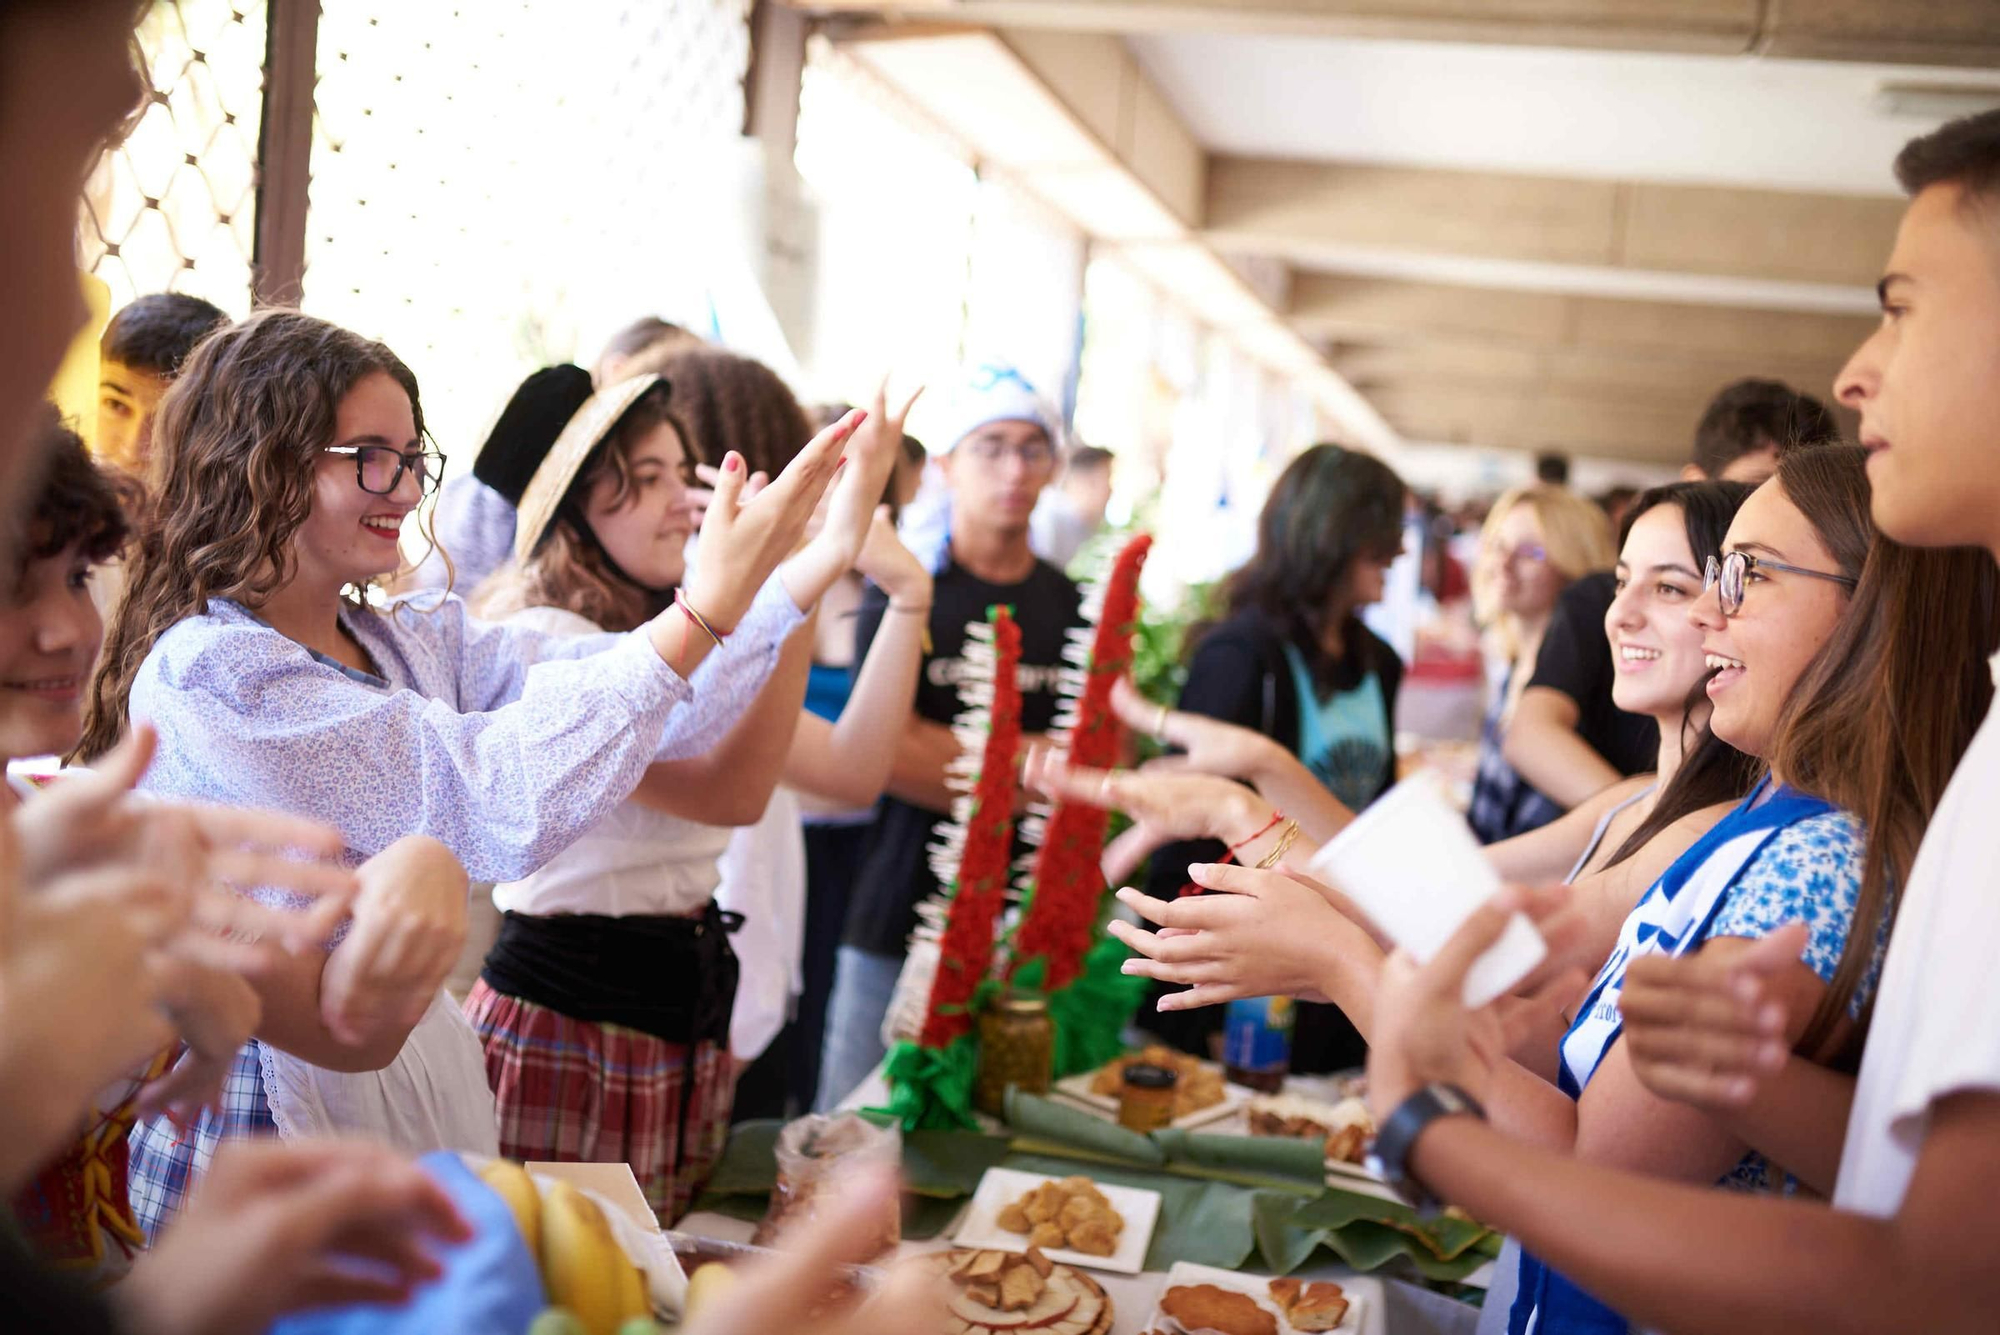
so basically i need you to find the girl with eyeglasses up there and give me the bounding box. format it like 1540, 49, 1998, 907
76, 309, 875, 1237
1036, 446, 1997, 1332
1468, 485, 1619, 843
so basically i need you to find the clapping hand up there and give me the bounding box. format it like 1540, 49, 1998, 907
780, 378, 922, 612
1621, 923, 1805, 1110
16, 725, 356, 964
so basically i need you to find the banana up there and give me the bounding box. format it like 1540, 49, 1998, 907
475, 1158, 542, 1256
682, 1262, 739, 1323
539, 1181, 646, 1335
613, 1246, 649, 1322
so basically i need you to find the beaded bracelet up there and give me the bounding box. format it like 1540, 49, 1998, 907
674, 588, 727, 651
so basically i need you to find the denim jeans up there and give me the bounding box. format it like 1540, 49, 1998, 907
815, 945, 902, 1111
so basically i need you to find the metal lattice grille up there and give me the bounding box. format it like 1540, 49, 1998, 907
78, 0, 266, 315
304, 0, 753, 459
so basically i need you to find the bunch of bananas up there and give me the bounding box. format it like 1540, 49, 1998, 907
476, 1159, 660, 1335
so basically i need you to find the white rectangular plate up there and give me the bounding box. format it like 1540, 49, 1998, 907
952, 1167, 1162, 1275
1148, 1260, 1378, 1335
1052, 1067, 1254, 1130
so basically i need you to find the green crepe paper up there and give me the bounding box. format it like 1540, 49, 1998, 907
1047, 929, 1150, 1079
878, 1035, 981, 1131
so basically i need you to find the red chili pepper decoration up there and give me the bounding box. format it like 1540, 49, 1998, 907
1010, 534, 1153, 991
919, 607, 1025, 1049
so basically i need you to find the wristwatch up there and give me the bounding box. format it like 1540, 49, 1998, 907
1366, 1083, 1486, 1212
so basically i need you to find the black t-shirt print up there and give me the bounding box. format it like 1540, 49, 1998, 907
1526, 571, 1658, 779
843, 557, 1084, 958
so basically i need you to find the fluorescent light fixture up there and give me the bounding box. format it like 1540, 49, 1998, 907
1873, 80, 2000, 121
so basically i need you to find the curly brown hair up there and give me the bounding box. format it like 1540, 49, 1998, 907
472, 383, 689, 634
17, 404, 135, 581
78, 309, 424, 760
649, 346, 810, 476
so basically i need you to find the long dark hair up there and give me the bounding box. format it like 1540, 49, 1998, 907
1606, 449, 1997, 1064
1192, 444, 1405, 682
1600, 480, 1761, 869
80, 310, 424, 760
1769, 448, 1998, 1061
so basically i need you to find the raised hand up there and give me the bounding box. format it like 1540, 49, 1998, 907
853, 506, 931, 608
116, 1140, 471, 1335
1105, 867, 1380, 1013
317, 835, 468, 1047
1621, 923, 1804, 1110
0, 882, 175, 1187
16, 725, 356, 958
1116, 678, 1285, 781
780, 379, 922, 612
137, 955, 263, 1123
1366, 886, 1577, 1120
1022, 744, 1278, 884
679, 409, 864, 638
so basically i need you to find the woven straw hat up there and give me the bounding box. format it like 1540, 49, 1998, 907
512, 373, 666, 565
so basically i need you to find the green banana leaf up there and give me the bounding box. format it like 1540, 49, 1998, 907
690, 1098, 1497, 1280
1252, 1192, 1502, 1282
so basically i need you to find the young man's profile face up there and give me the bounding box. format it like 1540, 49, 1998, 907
1837, 182, 2000, 553
97, 360, 167, 471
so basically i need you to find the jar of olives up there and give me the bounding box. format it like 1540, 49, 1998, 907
975, 995, 1054, 1117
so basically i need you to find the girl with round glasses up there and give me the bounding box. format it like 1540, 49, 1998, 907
78, 309, 885, 1237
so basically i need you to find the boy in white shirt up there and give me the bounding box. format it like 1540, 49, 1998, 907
1357, 108, 2000, 1334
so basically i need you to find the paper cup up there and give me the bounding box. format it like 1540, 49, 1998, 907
1306, 773, 1545, 1009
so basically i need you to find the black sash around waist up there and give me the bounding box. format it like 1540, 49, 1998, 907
480, 903, 742, 1047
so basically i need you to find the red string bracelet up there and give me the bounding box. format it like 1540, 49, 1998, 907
1224, 810, 1285, 862
1177, 809, 1286, 897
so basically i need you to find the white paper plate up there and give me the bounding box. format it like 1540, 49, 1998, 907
1147, 1260, 1379, 1335
952, 1167, 1162, 1275
1051, 1067, 1254, 1130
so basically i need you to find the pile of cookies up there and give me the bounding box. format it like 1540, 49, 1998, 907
909, 1247, 1113, 1335
995, 1176, 1124, 1257
1268, 1278, 1351, 1331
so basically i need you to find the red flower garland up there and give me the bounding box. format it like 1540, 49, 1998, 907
1009, 534, 1153, 991
918, 607, 1025, 1049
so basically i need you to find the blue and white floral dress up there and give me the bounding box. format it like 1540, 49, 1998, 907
1510, 779, 1886, 1335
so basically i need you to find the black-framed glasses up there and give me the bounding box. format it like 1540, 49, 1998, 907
1703, 551, 1858, 616
323, 444, 447, 497
962, 434, 1055, 470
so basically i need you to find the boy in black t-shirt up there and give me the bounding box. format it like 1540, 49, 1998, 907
816, 365, 1084, 1109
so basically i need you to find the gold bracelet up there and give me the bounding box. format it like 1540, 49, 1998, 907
674, 589, 726, 651
1254, 819, 1301, 870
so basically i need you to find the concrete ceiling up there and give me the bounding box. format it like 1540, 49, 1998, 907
794, 0, 2000, 462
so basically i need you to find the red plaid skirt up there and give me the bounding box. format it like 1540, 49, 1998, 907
463, 979, 735, 1225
